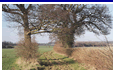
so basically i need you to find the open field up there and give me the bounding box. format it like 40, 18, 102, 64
2, 49, 16, 70
2, 46, 53, 70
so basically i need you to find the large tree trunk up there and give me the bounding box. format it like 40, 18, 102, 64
24, 28, 31, 46
59, 25, 75, 48
58, 31, 75, 48
67, 33, 74, 48
23, 14, 31, 43
23, 14, 32, 58
63, 34, 74, 48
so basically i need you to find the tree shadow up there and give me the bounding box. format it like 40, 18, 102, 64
39, 57, 68, 60
39, 57, 76, 67
38, 48, 76, 70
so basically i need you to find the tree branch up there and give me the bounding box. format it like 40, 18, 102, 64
2, 7, 23, 18
31, 31, 52, 34
27, 4, 32, 11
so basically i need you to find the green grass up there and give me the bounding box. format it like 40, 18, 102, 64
2, 49, 16, 70
2, 46, 85, 70
2, 46, 53, 70
38, 46, 53, 54
39, 51, 85, 70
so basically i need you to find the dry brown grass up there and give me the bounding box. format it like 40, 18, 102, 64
15, 57, 39, 70
53, 42, 113, 70
71, 47, 113, 70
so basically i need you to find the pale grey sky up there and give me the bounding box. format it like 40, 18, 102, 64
2, 4, 113, 43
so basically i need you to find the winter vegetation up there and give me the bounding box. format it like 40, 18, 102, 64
2, 4, 113, 70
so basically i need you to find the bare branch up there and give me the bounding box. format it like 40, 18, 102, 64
31, 31, 52, 34
27, 4, 32, 11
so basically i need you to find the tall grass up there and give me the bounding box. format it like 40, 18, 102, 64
53, 40, 113, 70
71, 47, 113, 70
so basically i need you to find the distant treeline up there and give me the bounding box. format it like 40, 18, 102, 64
2, 41, 113, 48
2, 41, 17, 48
39, 41, 113, 47
74, 42, 111, 47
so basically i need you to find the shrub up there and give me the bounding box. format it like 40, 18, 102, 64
15, 36, 39, 62
53, 41, 74, 57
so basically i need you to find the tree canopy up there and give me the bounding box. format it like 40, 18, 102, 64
39, 4, 112, 48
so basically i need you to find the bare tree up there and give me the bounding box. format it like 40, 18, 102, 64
39, 4, 112, 48
2, 4, 52, 60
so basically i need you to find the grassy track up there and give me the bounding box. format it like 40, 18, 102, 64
39, 51, 85, 70
2, 46, 85, 70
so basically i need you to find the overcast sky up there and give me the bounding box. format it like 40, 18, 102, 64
2, 4, 113, 43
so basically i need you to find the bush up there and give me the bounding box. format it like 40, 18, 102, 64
15, 37, 39, 62
53, 41, 74, 57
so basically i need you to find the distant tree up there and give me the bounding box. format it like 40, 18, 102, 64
39, 4, 112, 48
2, 41, 16, 48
